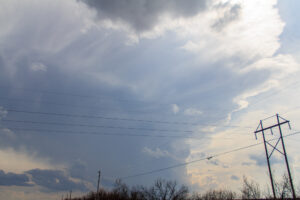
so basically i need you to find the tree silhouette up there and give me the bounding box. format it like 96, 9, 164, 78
241, 176, 261, 199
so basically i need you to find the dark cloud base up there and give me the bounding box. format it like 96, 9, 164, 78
27, 169, 88, 192
0, 170, 32, 187
82, 0, 207, 32
0, 169, 88, 192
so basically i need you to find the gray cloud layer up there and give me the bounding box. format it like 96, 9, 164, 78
82, 0, 207, 31
249, 154, 284, 166
0, 169, 88, 192
26, 169, 88, 192
0, 170, 32, 186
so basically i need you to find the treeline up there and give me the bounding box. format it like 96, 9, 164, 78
70, 175, 299, 200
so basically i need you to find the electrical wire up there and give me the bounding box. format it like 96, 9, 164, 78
0, 97, 218, 120
1, 119, 194, 134
0, 86, 168, 105
1, 126, 240, 141
5, 127, 202, 140
247, 80, 300, 110
261, 114, 277, 121
5, 109, 253, 129
281, 106, 300, 116
120, 131, 300, 179
0, 97, 148, 114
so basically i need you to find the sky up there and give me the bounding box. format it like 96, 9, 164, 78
0, 0, 300, 199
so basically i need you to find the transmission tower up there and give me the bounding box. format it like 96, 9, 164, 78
254, 114, 296, 199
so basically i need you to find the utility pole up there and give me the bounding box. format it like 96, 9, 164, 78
97, 170, 101, 194
254, 114, 296, 199
69, 190, 72, 200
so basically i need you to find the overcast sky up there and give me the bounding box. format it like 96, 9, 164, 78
1, 0, 300, 199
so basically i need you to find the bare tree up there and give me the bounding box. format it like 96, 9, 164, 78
130, 185, 147, 200
193, 189, 236, 200
113, 179, 130, 199
143, 179, 188, 200
240, 176, 261, 199
263, 185, 273, 199
275, 173, 292, 199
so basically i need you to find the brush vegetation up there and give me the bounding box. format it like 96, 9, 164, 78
70, 174, 299, 200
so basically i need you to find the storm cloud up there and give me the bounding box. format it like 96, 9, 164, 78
81, 0, 207, 31
0, 0, 299, 199
0, 170, 32, 186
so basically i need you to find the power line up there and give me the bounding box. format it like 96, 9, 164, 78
1, 126, 239, 141
120, 131, 300, 179
6, 109, 196, 126
0, 85, 246, 119
0, 97, 148, 114
5, 109, 253, 129
1, 119, 241, 140
1, 119, 194, 134
247, 80, 300, 110
0, 97, 214, 120
120, 157, 209, 180
228, 79, 300, 121
261, 114, 277, 121
281, 106, 300, 115
0, 86, 168, 106
5, 127, 203, 140
120, 143, 263, 180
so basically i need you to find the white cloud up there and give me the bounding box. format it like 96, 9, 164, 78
231, 54, 298, 118
142, 147, 171, 159
0, 148, 62, 174
242, 54, 299, 79
184, 108, 203, 116
171, 104, 180, 114
200, 126, 217, 133
183, 0, 297, 189
0, 128, 16, 140
0, 107, 7, 119
30, 62, 47, 72
180, 0, 284, 61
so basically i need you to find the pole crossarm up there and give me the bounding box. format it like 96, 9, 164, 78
254, 120, 289, 133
